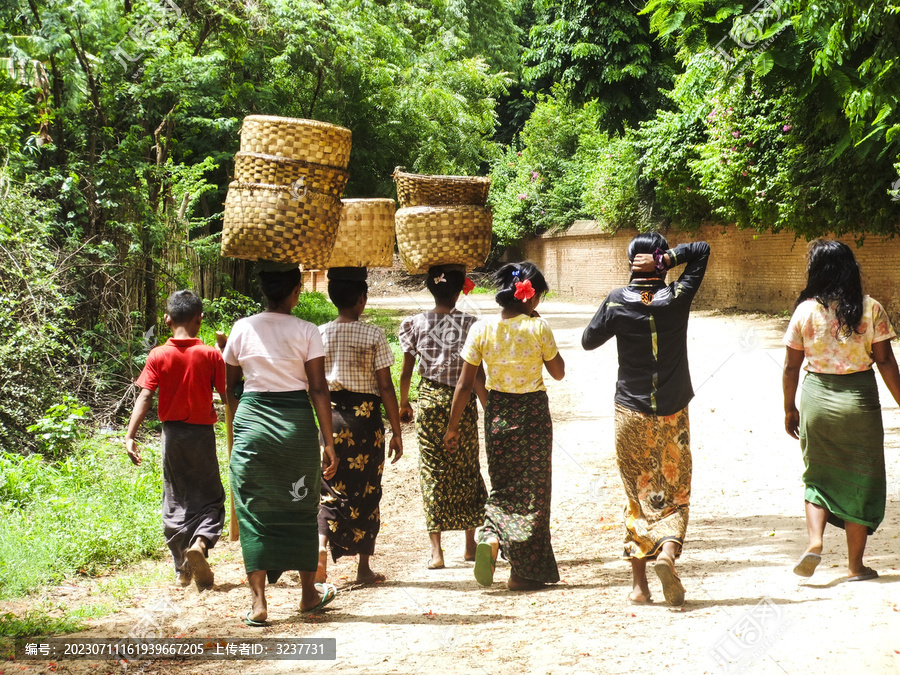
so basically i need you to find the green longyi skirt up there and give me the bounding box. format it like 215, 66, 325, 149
230, 391, 322, 580
800, 370, 886, 534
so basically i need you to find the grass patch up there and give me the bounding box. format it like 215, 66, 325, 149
0, 425, 236, 600
0, 438, 168, 598
363, 307, 419, 399
0, 610, 84, 638
294, 291, 338, 325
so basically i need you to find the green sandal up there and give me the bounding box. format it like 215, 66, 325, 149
473, 542, 496, 587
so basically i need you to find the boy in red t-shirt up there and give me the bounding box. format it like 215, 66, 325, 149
125, 290, 227, 590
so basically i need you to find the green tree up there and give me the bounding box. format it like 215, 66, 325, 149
525, 0, 679, 131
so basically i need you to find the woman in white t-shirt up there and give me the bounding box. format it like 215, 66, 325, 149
223, 264, 338, 625
783, 239, 900, 582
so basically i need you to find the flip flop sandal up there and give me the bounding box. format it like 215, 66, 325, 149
848, 568, 879, 582
793, 552, 822, 578
473, 542, 496, 587
302, 582, 337, 613
243, 611, 268, 627
654, 558, 686, 607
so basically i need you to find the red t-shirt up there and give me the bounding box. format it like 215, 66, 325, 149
136, 338, 226, 425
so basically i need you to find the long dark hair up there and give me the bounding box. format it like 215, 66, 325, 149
494, 261, 550, 309
627, 232, 669, 279
796, 239, 864, 337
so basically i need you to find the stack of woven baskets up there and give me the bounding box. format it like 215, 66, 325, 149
222, 115, 397, 270
393, 168, 492, 274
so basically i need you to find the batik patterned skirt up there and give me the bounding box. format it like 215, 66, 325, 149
416, 378, 487, 533
230, 391, 321, 580
318, 390, 385, 561
482, 390, 559, 584
800, 370, 886, 534
614, 403, 691, 560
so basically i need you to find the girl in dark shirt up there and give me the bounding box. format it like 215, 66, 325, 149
583, 233, 710, 607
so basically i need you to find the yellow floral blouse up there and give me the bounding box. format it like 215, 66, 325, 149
460, 314, 559, 393
784, 296, 896, 374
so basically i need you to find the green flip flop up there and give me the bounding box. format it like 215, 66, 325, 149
302, 582, 337, 613
473, 542, 496, 587
243, 611, 268, 627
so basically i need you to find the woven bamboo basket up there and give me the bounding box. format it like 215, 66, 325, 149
395, 205, 492, 273
393, 167, 491, 208
234, 152, 349, 197
240, 116, 352, 168
327, 199, 396, 269
221, 181, 342, 267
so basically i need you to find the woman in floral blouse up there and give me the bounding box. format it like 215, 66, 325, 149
444, 262, 565, 591
783, 239, 900, 582
317, 267, 403, 585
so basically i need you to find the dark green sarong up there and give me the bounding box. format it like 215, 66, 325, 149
800, 370, 886, 534
230, 391, 322, 579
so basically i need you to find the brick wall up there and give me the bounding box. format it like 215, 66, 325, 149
523, 222, 900, 321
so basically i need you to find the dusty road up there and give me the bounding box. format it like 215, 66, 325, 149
5, 293, 900, 674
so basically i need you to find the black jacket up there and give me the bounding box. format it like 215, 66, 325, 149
582, 242, 711, 416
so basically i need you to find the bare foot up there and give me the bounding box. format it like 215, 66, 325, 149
507, 572, 545, 591
628, 589, 652, 604
355, 570, 386, 584
315, 549, 327, 584
428, 550, 445, 570
464, 529, 477, 561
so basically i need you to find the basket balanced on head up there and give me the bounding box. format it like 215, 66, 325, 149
327, 199, 396, 269
392, 167, 492, 274
394, 205, 492, 274
222, 116, 352, 266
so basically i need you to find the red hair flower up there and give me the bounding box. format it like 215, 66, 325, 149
462, 277, 475, 295
514, 279, 535, 301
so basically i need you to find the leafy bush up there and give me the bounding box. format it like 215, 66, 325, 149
490, 92, 650, 246
0, 180, 87, 455
26, 397, 90, 459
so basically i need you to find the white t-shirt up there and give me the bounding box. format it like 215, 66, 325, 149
222, 313, 326, 392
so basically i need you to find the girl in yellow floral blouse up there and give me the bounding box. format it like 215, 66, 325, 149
445, 262, 565, 591
317, 267, 403, 585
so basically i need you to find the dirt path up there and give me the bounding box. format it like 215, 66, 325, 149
5, 294, 900, 674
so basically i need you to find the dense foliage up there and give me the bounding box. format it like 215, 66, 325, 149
2, 0, 899, 453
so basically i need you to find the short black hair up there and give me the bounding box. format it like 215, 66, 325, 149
166, 290, 203, 324
258, 268, 303, 305
627, 232, 669, 279
494, 262, 550, 309
426, 265, 465, 302
328, 279, 368, 309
